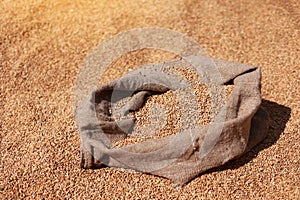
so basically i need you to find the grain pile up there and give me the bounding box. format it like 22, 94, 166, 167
1, 0, 299, 199
112, 65, 234, 147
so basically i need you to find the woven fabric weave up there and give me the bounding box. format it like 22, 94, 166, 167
77, 56, 269, 185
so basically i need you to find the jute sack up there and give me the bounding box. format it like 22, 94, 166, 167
77, 56, 269, 185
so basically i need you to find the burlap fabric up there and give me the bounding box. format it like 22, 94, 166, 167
77, 56, 269, 185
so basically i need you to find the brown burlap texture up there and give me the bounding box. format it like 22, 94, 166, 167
77, 56, 269, 186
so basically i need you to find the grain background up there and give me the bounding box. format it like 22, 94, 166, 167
0, 0, 299, 199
